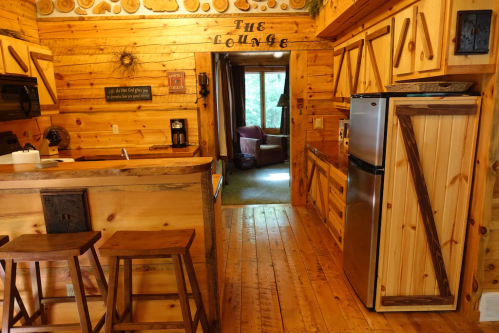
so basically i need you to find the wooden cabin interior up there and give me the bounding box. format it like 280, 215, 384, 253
0, 0, 498, 332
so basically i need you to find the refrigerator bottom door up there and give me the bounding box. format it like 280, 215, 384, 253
343, 158, 383, 308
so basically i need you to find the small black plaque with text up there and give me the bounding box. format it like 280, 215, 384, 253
105, 86, 152, 102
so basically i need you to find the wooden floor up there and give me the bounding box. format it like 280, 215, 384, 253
220, 205, 498, 333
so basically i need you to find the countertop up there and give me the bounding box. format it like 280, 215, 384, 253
307, 142, 349, 175
57, 146, 200, 160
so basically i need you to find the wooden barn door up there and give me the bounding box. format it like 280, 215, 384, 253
376, 97, 481, 311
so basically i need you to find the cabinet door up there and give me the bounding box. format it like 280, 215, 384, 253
332, 40, 348, 107
0, 37, 30, 76
315, 158, 330, 224
307, 151, 318, 206
365, 19, 394, 93
345, 33, 366, 95
0, 45, 4, 74
393, 6, 417, 76
28, 45, 59, 114
414, 0, 445, 72
376, 97, 481, 311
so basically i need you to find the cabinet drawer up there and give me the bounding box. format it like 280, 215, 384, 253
329, 167, 347, 202
326, 214, 344, 251
329, 194, 346, 228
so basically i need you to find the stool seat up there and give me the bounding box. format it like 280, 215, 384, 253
99, 229, 195, 257
0, 231, 101, 259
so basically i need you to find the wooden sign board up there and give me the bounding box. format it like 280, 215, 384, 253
105, 86, 152, 101
167, 71, 186, 93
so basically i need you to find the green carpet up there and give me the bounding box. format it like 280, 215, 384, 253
221, 162, 291, 205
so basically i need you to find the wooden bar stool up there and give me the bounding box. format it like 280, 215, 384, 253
99, 229, 210, 333
0, 231, 113, 333
0, 236, 30, 326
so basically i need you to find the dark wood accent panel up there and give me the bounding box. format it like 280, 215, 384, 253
381, 295, 455, 306
398, 114, 452, 297
40, 189, 92, 234
396, 104, 478, 116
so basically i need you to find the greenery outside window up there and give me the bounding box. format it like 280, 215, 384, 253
245, 67, 286, 134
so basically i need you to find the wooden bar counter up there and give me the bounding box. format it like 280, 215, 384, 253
0, 158, 223, 332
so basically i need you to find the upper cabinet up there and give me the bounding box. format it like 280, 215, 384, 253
0, 38, 31, 76
0, 36, 59, 115
28, 45, 59, 114
365, 19, 393, 93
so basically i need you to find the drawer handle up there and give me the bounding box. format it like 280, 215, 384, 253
330, 201, 343, 219
330, 177, 344, 194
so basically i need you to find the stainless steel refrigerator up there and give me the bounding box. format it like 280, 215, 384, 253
343, 92, 478, 309
343, 94, 388, 309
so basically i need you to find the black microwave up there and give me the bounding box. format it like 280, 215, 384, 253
0, 75, 40, 121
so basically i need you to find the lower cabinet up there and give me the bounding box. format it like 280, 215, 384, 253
307, 150, 348, 251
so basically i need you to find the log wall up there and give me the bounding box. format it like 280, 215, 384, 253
0, 0, 39, 43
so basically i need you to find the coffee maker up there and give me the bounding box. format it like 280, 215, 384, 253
170, 119, 187, 148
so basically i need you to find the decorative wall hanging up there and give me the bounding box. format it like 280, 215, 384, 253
234, 0, 249, 11
201, 2, 210, 11
75, 6, 88, 14
105, 86, 152, 101
289, 0, 304, 9
77, 0, 93, 8
93, 1, 111, 13
260, 4, 266, 10
183, 0, 199, 12
268, 0, 275, 8
37, 0, 55, 15
110, 47, 141, 78
252, 3, 257, 8
122, 0, 140, 13
111, 0, 119, 2
113, 4, 121, 12
167, 71, 186, 93
144, 0, 179, 12
56, 0, 75, 12
212, 0, 228, 12
455, 10, 492, 55
280, 3, 287, 9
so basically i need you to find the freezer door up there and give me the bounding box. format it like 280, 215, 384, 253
349, 97, 387, 167
343, 157, 383, 308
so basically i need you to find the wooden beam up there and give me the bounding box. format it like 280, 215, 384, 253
397, 114, 452, 297
290, 51, 308, 206
194, 53, 217, 162
8, 46, 28, 73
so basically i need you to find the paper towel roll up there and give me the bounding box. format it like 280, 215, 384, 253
12, 150, 41, 164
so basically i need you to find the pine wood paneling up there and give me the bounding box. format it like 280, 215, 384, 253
0, 0, 39, 44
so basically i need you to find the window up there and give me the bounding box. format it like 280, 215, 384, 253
245, 68, 286, 133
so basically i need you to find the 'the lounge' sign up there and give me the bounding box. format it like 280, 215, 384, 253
213, 20, 288, 49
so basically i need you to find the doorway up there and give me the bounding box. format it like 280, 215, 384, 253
213, 51, 291, 205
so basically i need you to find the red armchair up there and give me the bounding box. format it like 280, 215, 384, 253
237, 125, 287, 167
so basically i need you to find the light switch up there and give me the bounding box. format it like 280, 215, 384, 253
112, 124, 119, 134
313, 117, 324, 129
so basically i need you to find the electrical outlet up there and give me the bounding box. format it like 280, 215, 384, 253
66, 284, 75, 297
313, 117, 324, 130
112, 124, 119, 134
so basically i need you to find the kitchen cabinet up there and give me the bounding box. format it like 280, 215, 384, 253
364, 19, 394, 93
28, 45, 59, 114
376, 96, 481, 311
392, 0, 497, 80
332, 40, 349, 108
307, 151, 318, 208
0, 37, 30, 76
327, 166, 347, 251
314, 158, 330, 224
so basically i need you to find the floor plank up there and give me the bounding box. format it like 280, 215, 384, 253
220, 204, 494, 333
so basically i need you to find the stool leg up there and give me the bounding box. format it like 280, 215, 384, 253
0, 260, 29, 324
67, 256, 92, 333
2, 259, 17, 333
124, 258, 133, 332
183, 252, 210, 333
172, 255, 193, 333
105, 257, 119, 333
29, 261, 47, 325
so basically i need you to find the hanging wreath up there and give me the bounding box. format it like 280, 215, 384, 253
110, 47, 141, 78
305, 0, 322, 19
